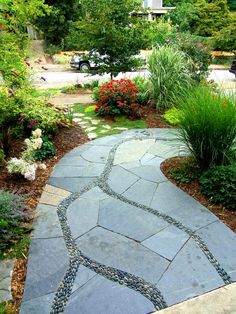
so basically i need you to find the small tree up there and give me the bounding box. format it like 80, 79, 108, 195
213, 18, 236, 55
66, 0, 146, 79
193, 0, 230, 37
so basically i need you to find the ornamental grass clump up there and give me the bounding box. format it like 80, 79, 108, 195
94, 79, 138, 116
178, 86, 236, 168
148, 46, 193, 110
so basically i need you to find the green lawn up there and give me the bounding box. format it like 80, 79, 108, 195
72, 103, 147, 138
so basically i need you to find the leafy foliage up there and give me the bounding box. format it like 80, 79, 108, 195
0, 190, 29, 255
193, 0, 230, 37
167, 2, 199, 33
170, 158, 201, 183
162, 107, 183, 126
213, 17, 236, 54
169, 33, 212, 82
132, 77, 152, 105
35, 0, 81, 47
144, 19, 175, 48
178, 86, 236, 168
65, 0, 147, 77
34, 136, 56, 160
148, 46, 193, 110
200, 164, 236, 210
94, 79, 138, 116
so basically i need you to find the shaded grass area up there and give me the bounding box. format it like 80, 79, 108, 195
72, 103, 147, 138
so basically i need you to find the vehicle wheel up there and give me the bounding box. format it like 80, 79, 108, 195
79, 62, 90, 71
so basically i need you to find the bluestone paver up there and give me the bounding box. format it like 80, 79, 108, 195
21, 130, 236, 314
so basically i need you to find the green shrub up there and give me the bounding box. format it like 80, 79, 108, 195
0, 190, 28, 254
168, 33, 212, 82
148, 46, 192, 110
34, 136, 56, 161
178, 86, 236, 168
170, 158, 201, 183
94, 79, 138, 117
200, 164, 236, 210
162, 107, 183, 126
132, 77, 152, 105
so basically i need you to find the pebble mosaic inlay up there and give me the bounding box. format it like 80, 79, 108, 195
49, 132, 232, 314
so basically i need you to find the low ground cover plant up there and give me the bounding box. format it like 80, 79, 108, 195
94, 79, 138, 116
178, 86, 236, 168
148, 46, 193, 110
0, 190, 30, 257
162, 107, 183, 126
200, 164, 236, 210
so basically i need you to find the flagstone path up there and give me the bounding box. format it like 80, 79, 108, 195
20, 129, 236, 314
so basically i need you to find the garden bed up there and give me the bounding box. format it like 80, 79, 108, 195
161, 157, 236, 233
0, 125, 88, 313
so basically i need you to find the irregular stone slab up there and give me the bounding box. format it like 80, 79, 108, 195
91, 119, 101, 125
39, 190, 68, 206
85, 127, 97, 132
43, 184, 71, 197
88, 133, 97, 140
72, 265, 97, 293
0, 259, 15, 302
102, 125, 112, 130
108, 165, 139, 194
142, 225, 189, 261
151, 182, 217, 230
78, 121, 88, 126
64, 143, 93, 158
67, 198, 99, 239
22, 238, 69, 301
84, 117, 92, 120
119, 160, 141, 170
20, 292, 55, 314
148, 141, 180, 159
76, 227, 169, 284
129, 165, 167, 183
155, 282, 236, 314
81, 145, 111, 163
51, 165, 85, 178
114, 139, 155, 165
113, 127, 128, 131
73, 113, 85, 117
73, 118, 82, 123
147, 128, 178, 140
141, 154, 164, 167
48, 177, 95, 193
196, 221, 236, 281
158, 239, 224, 306
57, 156, 90, 167
123, 179, 157, 206
80, 187, 109, 201
32, 204, 62, 239
65, 274, 155, 314
99, 198, 169, 241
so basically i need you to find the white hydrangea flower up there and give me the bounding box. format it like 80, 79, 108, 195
32, 128, 42, 138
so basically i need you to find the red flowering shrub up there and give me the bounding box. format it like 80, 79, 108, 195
94, 79, 138, 116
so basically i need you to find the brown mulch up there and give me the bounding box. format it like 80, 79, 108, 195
161, 157, 236, 233
0, 125, 88, 313
139, 106, 172, 128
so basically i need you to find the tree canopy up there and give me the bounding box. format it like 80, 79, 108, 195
67, 0, 147, 77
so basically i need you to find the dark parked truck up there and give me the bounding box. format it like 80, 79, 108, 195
229, 60, 236, 77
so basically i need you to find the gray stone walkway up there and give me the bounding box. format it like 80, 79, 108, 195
20, 129, 236, 314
